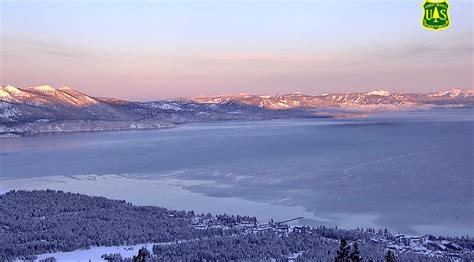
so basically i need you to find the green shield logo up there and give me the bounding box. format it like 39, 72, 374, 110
422, 0, 450, 30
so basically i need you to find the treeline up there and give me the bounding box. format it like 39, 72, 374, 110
0, 190, 238, 260
1, 190, 472, 261
147, 231, 452, 261
151, 231, 359, 261
107, 238, 454, 262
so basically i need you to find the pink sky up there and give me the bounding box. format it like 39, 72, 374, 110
1, 1, 472, 101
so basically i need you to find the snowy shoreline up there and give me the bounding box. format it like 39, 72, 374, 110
2, 173, 472, 237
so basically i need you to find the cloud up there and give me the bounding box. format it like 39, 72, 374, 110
385, 44, 474, 59
2, 36, 97, 61
193, 51, 339, 67
39, 48, 92, 60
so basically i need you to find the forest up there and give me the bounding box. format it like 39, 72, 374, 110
1, 190, 472, 261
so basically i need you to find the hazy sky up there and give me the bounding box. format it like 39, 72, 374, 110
1, 0, 472, 100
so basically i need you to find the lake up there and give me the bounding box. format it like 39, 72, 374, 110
1, 109, 473, 236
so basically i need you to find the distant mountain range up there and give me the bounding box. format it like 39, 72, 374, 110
1, 85, 472, 136
191, 89, 473, 110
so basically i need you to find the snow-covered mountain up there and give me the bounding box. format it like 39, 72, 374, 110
1, 85, 472, 136
428, 88, 473, 98
190, 89, 473, 110
0, 85, 99, 106
0, 85, 134, 126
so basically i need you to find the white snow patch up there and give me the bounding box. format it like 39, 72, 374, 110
58, 86, 74, 91
31, 85, 56, 92
0, 102, 20, 119
367, 90, 390, 96
0, 89, 11, 98
3, 85, 25, 95
35, 243, 156, 262
144, 102, 182, 111
430, 89, 466, 98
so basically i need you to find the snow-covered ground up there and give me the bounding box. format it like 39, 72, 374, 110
34, 243, 156, 261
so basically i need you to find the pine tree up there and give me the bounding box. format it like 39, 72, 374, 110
349, 242, 361, 262
335, 239, 350, 262
433, 6, 440, 22
133, 247, 150, 262
385, 250, 396, 262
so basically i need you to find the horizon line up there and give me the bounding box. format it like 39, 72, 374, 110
1, 84, 472, 102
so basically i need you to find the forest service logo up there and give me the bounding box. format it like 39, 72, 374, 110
422, 0, 450, 30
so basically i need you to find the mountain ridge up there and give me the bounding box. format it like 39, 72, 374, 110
1, 85, 472, 137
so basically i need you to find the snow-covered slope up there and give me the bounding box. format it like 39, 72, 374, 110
0, 85, 99, 107
429, 88, 472, 98
1, 85, 472, 136
190, 89, 473, 110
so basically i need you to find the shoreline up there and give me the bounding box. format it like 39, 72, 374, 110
1, 173, 471, 238
2, 189, 472, 261
2, 106, 472, 138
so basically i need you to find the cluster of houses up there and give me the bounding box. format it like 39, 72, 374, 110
191, 214, 306, 235
381, 234, 467, 258
191, 214, 470, 259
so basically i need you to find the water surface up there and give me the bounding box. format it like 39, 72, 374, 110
1, 109, 473, 236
